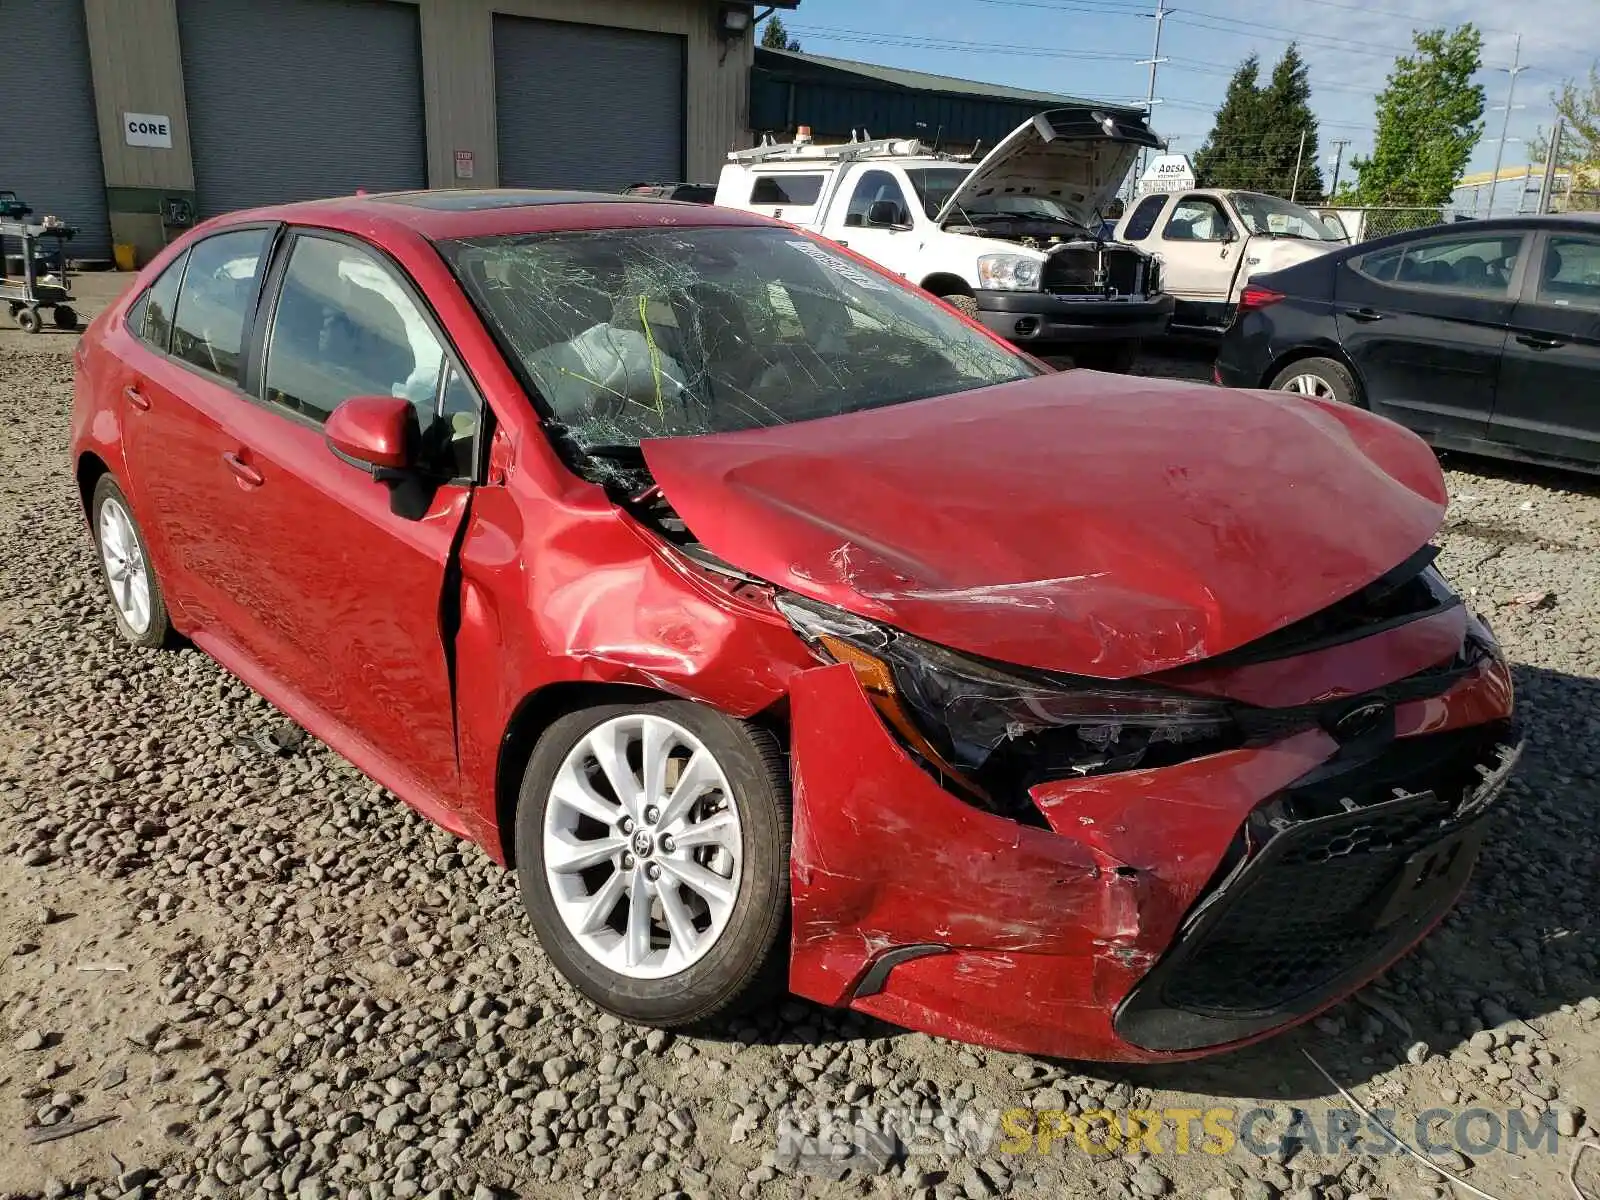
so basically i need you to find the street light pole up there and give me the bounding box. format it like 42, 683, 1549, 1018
1538, 117, 1565, 214
1328, 138, 1351, 198
1486, 34, 1526, 218
1290, 129, 1307, 201
1135, 0, 1171, 185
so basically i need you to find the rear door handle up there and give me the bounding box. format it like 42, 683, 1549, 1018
1515, 334, 1564, 349
222, 452, 264, 488
1345, 307, 1385, 323
123, 385, 150, 411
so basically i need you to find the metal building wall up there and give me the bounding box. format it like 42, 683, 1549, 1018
3, 0, 111, 260
80, 0, 755, 261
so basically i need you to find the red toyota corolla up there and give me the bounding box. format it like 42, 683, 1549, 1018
71, 191, 1521, 1062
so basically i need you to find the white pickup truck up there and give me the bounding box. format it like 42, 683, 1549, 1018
714, 109, 1174, 371
1114, 187, 1349, 335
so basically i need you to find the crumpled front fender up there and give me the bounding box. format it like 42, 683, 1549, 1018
786, 663, 1336, 1060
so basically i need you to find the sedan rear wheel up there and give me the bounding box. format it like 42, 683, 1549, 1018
515, 700, 790, 1026
1270, 356, 1359, 406
92, 475, 171, 648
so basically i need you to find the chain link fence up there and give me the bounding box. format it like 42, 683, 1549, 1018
1311, 207, 1477, 244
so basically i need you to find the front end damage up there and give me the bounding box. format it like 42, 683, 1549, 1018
781, 584, 1519, 1062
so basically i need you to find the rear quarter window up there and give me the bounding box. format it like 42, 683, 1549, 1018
750, 174, 825, 205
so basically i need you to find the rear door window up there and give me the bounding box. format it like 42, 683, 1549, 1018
1535, 235, 1600, 310
169, 228, 272, 383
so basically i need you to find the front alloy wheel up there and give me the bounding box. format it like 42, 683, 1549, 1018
516, 700, 790, 1026
92, 475, 172, 648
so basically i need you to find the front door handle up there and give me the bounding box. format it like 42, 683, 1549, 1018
1345, 307, 1385, 323
222, 452, 264, 488
1515, 334, 1564, 349
123, 385, 150, 411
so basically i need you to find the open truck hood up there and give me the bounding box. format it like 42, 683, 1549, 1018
640, 372, 1448, 680
936, 108, 1165, 231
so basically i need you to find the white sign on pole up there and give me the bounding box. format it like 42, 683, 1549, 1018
124, 113, 173, 149
1139, 154, 1196, 195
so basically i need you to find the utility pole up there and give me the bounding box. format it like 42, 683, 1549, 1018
1538, 117, 1565, 214
1135, 0, 1172, 184
1486, 34, 1527, 218
1290, 129, 1308, 201
1328, 138, 1351, 198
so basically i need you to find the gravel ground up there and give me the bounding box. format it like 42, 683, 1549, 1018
2, 324, 1598, 1200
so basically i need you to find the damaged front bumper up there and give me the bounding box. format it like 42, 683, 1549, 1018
787, 654, 1519, 1062
974, 290, 1174, 347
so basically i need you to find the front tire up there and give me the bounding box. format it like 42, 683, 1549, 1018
941, 292, 980, 320
515, 700, 790, 1027
1270, 356, 1359, 405
91, 475, 172, 648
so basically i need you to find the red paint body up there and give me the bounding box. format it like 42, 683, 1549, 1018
70, 193, 1516, 1062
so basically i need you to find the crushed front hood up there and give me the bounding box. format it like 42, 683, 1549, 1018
936, 108, 1165, 231
640, 372, 1448, 679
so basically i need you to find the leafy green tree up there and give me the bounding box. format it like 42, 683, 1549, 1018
1193, 46, 1323, 199
761, 14, 800, 51
1350, 25, 1485, 205
1530, 62, 1600, 210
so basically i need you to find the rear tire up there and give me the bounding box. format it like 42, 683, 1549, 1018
53, 305, 78, 331
515, 700, 791, 1027
15, 307, 41, 334
1270, 356, 1359, 405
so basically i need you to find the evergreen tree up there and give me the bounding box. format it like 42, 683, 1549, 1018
761, 14, 800, 52
1350, 26, 1485, 205
1262, 44, 1324, 200
1194, 55, 1268, 190
1194, 46, 1323, 199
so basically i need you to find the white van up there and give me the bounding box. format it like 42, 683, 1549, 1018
714, 109, 1174, 371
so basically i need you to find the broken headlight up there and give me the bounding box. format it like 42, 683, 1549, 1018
778, 595, 1241, 799
977, 253, 1043, 291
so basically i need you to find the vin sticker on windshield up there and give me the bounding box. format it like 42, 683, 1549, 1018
785, 239, 889, 291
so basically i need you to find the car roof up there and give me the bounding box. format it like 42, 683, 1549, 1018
184, 188, 779, 243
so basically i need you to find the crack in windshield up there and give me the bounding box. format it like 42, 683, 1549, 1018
439, 226, 1036, 468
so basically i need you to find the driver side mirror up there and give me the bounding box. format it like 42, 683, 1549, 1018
866, 199, 909, 230
1219, 226, 1238, 244
325, 394, 419, 480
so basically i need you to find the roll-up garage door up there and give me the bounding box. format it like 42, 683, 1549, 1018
0, 0, 110, 262
177, 0, 426, 218
494, 17, 686, 192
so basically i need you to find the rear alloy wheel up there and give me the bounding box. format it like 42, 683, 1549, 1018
1270, 356, 1358, 406
92, 475, 172, 648
515, 701, 790, 1026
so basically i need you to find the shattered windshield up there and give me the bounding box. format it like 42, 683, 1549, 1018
1229, 192, 1347, 242
440, 225, 1035, 452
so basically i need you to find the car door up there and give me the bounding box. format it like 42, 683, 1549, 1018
117, 226, 277, 632
210, 229, 482, 806
825, 168, 920, 277
1334, 230, 1527, 443
1490, 230, 1600, 465
1159, 194, 1242, 326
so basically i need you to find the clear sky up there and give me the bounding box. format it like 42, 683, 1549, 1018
782, 0, 1597, 187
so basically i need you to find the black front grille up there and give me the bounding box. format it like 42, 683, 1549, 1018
1115, 723, 1520, 1051
1042, 247, 1148, 297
